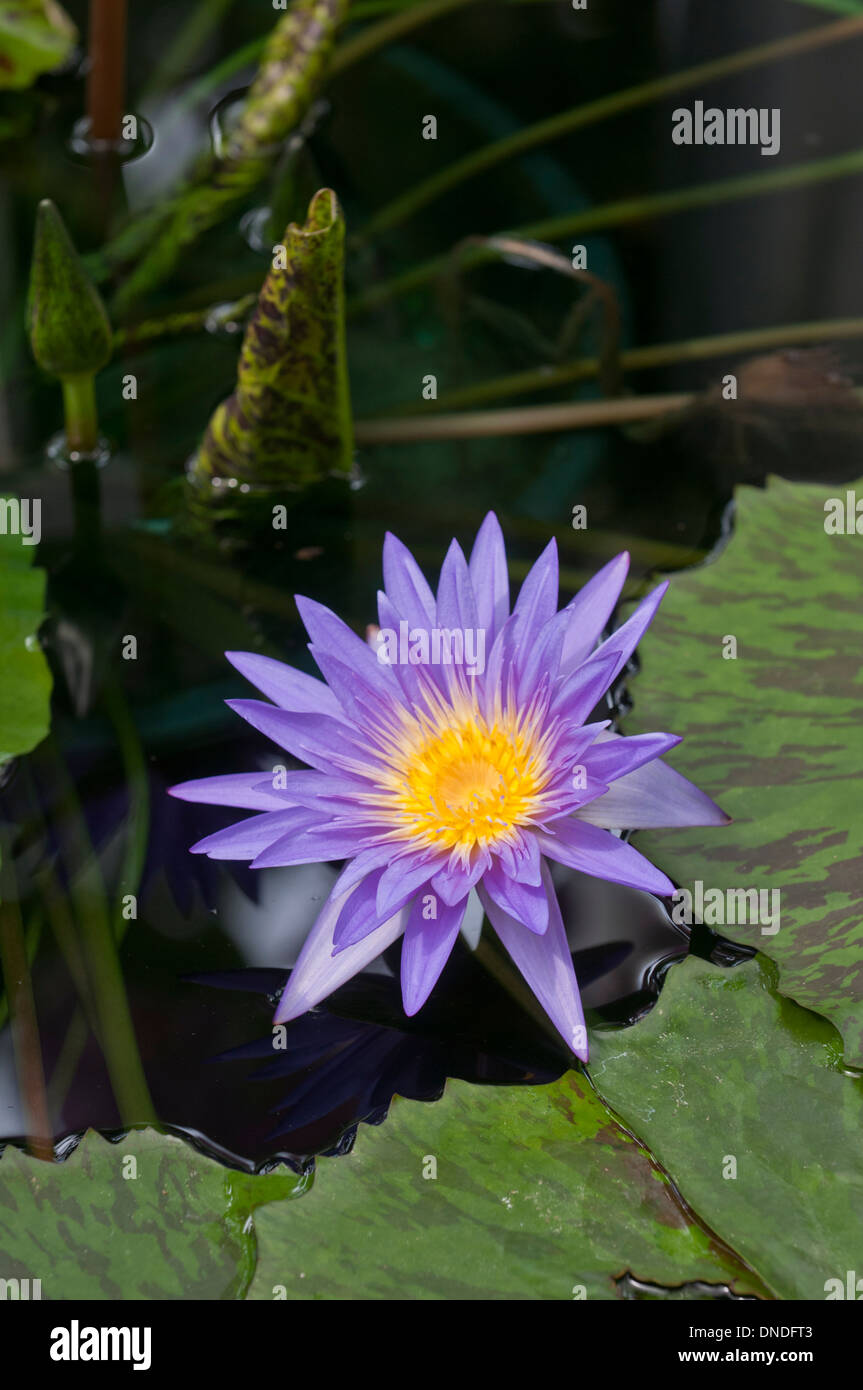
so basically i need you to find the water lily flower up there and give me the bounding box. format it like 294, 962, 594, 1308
170, 514, 727, 1060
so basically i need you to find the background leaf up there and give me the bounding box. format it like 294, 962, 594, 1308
247, 1070, 768, 1301
626, 474, 863, 1063
193, 188, 354, 492
0, 505, 51, 764
591, 955, 863, 1300
0, 0, 76, 91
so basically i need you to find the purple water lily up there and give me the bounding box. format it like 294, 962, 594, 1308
169, 514, 727, 1060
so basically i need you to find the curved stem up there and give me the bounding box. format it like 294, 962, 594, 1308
350, 146, 863, 314
330, 0, 471, 75
405, 315, 863, 414
357, 14, 863, 240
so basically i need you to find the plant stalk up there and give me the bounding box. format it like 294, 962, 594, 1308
87, 0, 128, 144
61, 373, 100, 454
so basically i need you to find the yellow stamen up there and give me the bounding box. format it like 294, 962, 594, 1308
376, 691, 553, 856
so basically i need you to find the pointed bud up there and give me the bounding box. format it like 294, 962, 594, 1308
27, 200, 112, 379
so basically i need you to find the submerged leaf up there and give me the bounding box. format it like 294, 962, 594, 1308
0, 0, 76, 91
626, 474, 863, 1063
193, 188, 353, 491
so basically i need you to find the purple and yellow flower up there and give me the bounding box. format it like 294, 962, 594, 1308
169, 514, 727, 1060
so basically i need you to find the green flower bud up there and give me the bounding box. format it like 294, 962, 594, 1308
27, 200, 112, 379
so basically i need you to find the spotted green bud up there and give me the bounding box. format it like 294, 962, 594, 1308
27, 199, 112, 379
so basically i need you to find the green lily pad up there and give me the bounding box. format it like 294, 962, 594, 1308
0, 1, 76, 90
0, 1128, 303, 1299
247, 1071, 768, 1301
0, 505, 52, 763
627, 474, 863, 1063
591, 955, 863, 1300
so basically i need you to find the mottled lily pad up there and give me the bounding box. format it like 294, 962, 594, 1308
247, 1072, 767, 1301
0, 1128, 302, 1299
627, 474, 863, 1062
591, 955, 863, 1300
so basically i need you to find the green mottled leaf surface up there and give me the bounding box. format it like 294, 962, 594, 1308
193, 188, 353, 492
0, 0, 75, 90
591, 956, 863, 1300
247, 1072, 767, 1301
0, 1129, 303, 1299
0, 506, 51, 762
627, 475, 863, 1062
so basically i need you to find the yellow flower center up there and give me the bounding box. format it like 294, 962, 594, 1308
385, 704, 550, 856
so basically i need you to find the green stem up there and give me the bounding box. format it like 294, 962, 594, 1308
103, 682, 150, 942
330, 0, 470, 74
114, 294, 257, 351
395, 315, 863, 414
143, 0, 237, 98
351, 146, 863, 314
61, 373, 100, 454
46, 740, 158, 1127
358, 14, 863, 239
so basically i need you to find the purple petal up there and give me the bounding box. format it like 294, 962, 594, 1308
377, 852, 440, 919
273, 879, 408, 1023
495, 829, 542, 886
307, 644, 403, 726
589, 581, 669, 687
383, 531, 436, 627
436, 538, 478, 632
430, 851, 489, 906
469, 512, 509, 641
252, 770, 380, 816
295, 594, 392, 689
555, 552, 630, 675
375, 589, 428, 706
168, 772, 289, 810
516, 614, 564, 704
482, 859, 549, 934
400, 896, 467, 1015
479, 862, 588, 1059
250, 820, 378, 869
334, 843, 405, 898
226, 700, 382, 776
511, 538, 558, 635
332, 869, 386, 950
550, 648, 621, 726
535, 818, 674, 896
191, 807, 319, 859
584, 731, 682, 784
225, 651, 341, 718
576, 746, 731, 829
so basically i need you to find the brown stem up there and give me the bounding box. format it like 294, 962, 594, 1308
87, 0, 128, 144
354, 392, 694, 444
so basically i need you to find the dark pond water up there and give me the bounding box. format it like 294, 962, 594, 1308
1, 0, 862, 1171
